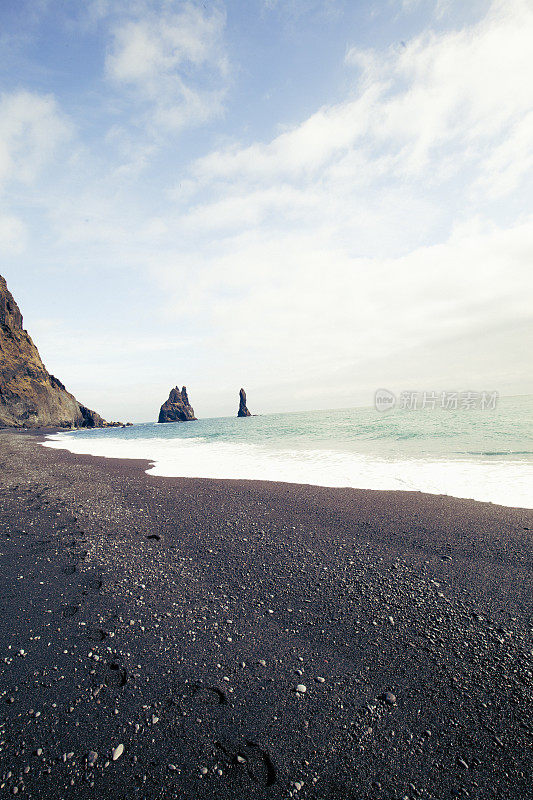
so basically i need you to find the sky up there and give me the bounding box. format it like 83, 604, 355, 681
1, 0, 532, 422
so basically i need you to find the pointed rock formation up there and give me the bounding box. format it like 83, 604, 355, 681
237, 387, 251, 417
0, 274, 116, 428
158, 386, 197, 423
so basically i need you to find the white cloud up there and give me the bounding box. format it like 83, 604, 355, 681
105, 1, 229, 131
0, 90, 72, 190
151, 216, 533, 395
3, 0, 531, 418
141, 0, 533, 405
0, 213, 26, 254
188, 0, 532, 197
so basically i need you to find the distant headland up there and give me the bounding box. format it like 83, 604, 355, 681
0, 275, 121, 429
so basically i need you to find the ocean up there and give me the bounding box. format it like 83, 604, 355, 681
43, 395, 533, 509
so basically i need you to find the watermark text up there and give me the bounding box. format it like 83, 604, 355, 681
374, 389, 499, 412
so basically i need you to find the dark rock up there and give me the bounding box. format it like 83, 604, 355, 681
238, 387, 251, 417
158, 386, 197, 423
381, 691, 397, 706
0, 274, 116, 428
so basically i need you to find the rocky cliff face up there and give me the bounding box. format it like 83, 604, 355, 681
0, 275, 115, 429
158, 386, 197, 423
238, 387, 251, 417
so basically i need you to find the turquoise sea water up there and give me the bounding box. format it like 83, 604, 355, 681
43, 395, 533, 508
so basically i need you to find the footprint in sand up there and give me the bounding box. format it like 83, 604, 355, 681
215, 740, 277, 787
106, 662, 128, 687
86, 628, 108, 642
61, 603, 79, 618
193, 684, 228, 705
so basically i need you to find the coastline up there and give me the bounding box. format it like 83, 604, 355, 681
0, 429, 531, 799
41, 422, 533, 510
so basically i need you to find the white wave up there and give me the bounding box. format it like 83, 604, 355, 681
42, 432, 533, 509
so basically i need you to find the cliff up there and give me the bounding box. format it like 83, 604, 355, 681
237, 387, 251, 417
158, 386, 197, 423
0, 275, 117, 429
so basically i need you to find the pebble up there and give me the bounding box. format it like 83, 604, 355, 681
112, 743, 124, 761
382, 691, 397, 705
200, 767, 208, 775
295, 684, 307, 693
316, 676, 325, 683
87, 751, 98, 767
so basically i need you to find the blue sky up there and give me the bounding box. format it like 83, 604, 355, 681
1, 0, 531, 421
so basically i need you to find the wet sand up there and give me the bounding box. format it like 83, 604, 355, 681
0, 429, 531, 799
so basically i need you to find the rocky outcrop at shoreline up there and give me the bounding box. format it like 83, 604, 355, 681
0, 275, 118, 429
158, 386, 197, 422
238, 387, 251, 417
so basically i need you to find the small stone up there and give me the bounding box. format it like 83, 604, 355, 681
457, 757, 469, 769
168, 764, 177, 771
236, 755, 246, 764
381, 691, 397, 706
151, 715, 159, 724
316, 676, 325, 683
200, 767, 208, 775
295, 684, 307, 694
293, 781, 303, 790
111, 743, 124, 761
87, 751, 98, 767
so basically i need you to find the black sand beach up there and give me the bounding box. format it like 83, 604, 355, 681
0, 430, 531, 799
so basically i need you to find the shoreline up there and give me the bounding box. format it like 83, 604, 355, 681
40, 426, 533, 511
0, 429, 531, 799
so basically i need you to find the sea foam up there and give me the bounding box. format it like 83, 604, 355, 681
43, 430, 533, 509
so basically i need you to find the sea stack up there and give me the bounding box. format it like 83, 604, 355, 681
237, 387, 251, 417
158, 386, 197, 423
0, 274, 114, 428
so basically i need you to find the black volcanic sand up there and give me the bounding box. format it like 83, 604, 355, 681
0, 431, 531, 800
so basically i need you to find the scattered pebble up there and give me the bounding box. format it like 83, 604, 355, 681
295, 684, 307, 694
111, 743, 124, 761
